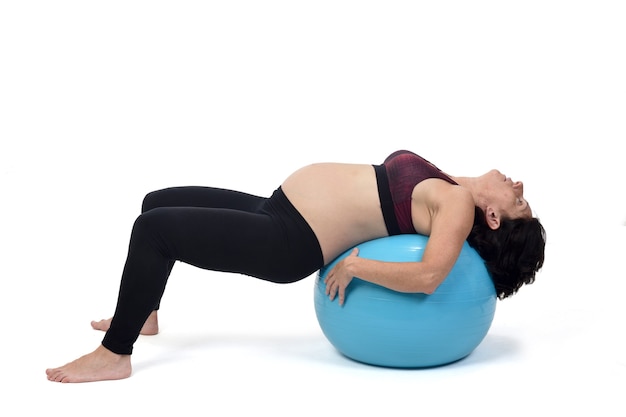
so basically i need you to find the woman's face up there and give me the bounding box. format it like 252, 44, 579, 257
482, 169, 532, 220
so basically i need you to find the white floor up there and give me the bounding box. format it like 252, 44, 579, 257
2, 2, 625, 416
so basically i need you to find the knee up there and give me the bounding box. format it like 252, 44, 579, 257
134, 207, 169, 230
132, 208, 166, 237
130, 209, 174, 253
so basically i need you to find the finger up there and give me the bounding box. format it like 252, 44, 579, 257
324, 266, 335, 285
326, 281, 335, 300
324, 272, 332, 286
338, 287, 346, 306
324, 276, 333, 295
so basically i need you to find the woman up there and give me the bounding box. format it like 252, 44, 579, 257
46, 150, 545, 383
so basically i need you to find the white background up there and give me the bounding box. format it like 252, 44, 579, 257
1, 1, 624, 416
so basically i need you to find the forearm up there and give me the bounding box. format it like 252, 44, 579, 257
345, 256, 445, 294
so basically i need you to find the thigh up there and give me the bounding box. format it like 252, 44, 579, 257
139, 205, 279, 279
142, 186, 266, 213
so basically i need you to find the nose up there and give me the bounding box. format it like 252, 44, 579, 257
513, 181, 524, 194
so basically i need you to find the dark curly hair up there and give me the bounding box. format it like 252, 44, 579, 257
466, 206, 546, 299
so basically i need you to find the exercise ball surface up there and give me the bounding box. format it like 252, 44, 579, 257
314, 234, 496, 368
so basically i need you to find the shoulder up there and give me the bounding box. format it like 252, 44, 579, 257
431, 185, 474, 239
411, 180, 474, 236
415, 178, 473, 209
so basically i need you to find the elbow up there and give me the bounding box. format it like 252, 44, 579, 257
421, 284, 439, 295
420, 272, 447, 295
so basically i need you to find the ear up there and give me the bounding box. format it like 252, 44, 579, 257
485, 207, 501, 230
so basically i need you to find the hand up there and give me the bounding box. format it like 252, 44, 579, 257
324, 247, 359, 306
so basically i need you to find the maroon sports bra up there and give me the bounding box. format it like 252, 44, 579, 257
374, 150, 457, 235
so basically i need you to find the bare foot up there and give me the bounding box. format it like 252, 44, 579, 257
46, 344, 131, 383
91, 310, 159, 336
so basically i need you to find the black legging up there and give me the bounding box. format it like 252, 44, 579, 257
102, 186, 324, 355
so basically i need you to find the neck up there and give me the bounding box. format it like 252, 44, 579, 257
450, 176, 484, 209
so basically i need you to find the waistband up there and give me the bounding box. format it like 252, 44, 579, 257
264, 186, 325, 276
373, 164, 401, 235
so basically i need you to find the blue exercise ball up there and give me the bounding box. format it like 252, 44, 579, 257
314, 234, 496, 368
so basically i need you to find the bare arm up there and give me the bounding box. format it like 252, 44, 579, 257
324, 184, 474, 305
